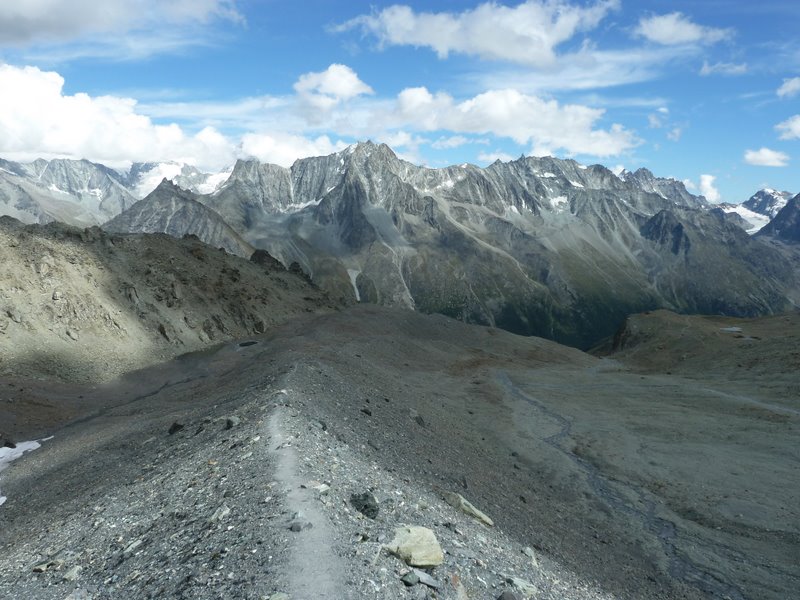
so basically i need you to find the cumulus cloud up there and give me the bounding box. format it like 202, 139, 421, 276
388, 87, 637, 157
634, 12, 732, 46
777, 77, 800, 98
0, 64, 236, 170
0, 63, 638, 172
335, 0, 620, 67
0, 0, 241, 45
699, 174, 721, 202
239, 133, 349, 168
776, 115, 800, 140
744, 147, 789, 167
294, 64, 374, 109
699, 61, 747, 76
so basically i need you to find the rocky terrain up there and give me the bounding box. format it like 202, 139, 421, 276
0, 301, 797, 600
0, 216, 339, 386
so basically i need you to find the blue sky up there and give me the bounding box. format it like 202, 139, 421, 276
1, 1, 798, 202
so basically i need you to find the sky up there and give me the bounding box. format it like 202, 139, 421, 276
0, 1, 798, 203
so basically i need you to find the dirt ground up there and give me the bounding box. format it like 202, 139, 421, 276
1, 305, 797, 599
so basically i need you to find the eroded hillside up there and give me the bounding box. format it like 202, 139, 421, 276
0, 216, 340, 383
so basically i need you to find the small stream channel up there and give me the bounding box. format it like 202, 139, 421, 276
494, 370, 746, 600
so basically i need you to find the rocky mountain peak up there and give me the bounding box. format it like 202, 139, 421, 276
756, 194, 800, 242
743, 188, 793, 218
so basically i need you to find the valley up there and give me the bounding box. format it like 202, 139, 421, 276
0, 306, 797, 599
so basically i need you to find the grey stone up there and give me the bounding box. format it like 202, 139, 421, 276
289, 520, 312, 532
62, 565, 82, 581
442, 491, 494, 526
411, 568, 441, 589
497, 592, 521, 600
350, 491, 379, 519
210, 504, 231, 523
225, 416, 241, 430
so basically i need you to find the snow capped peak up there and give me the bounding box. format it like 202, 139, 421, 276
127, 161, 232, 198
743, 188, 794, 218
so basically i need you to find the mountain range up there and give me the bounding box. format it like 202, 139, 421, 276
0, 158, 228, 226
1, 143, 798, 348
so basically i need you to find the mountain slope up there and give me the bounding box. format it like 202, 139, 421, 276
195, 142, 792, 347
0, 216, 337, 383
757, 194, 800, 242
104, 179, 254, 258
0, 158, 136, 225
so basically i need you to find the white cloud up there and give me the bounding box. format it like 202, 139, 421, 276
336, 0, 620, 67
744, 147, 789, 167
0, 63, 638, 173
431, 135, 470, 150
0, 0, 241, 46
776, 115, 800, 140
699, 174, 721, 202
777, 77, 800, 98
667, 127, 682, 141
0, 64, 236, 170
699, 60, 747, 76
478, 151, 515, 164
657, 107, 669, 114
239, 133, 349, 168
388, 87, 638, 157
294, 64, 374, 109
648, 114, 663, 128
682, 178, 697, 191
634, 12, 732, 46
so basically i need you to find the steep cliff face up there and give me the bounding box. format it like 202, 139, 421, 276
104, 179, 254, 258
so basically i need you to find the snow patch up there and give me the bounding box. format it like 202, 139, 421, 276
721, 204, 771, 234
0, 440, 44, 507
195, 169, 232, 195
551, 196, 569, 212
347, 269, 361, 302
47, 184, 69, 195
569, 181, 584, 189
542, 172, 556, 178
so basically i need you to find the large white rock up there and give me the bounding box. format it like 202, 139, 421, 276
386, 525, 444, 567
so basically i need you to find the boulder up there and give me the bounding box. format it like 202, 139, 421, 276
386, 526, 444, 567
